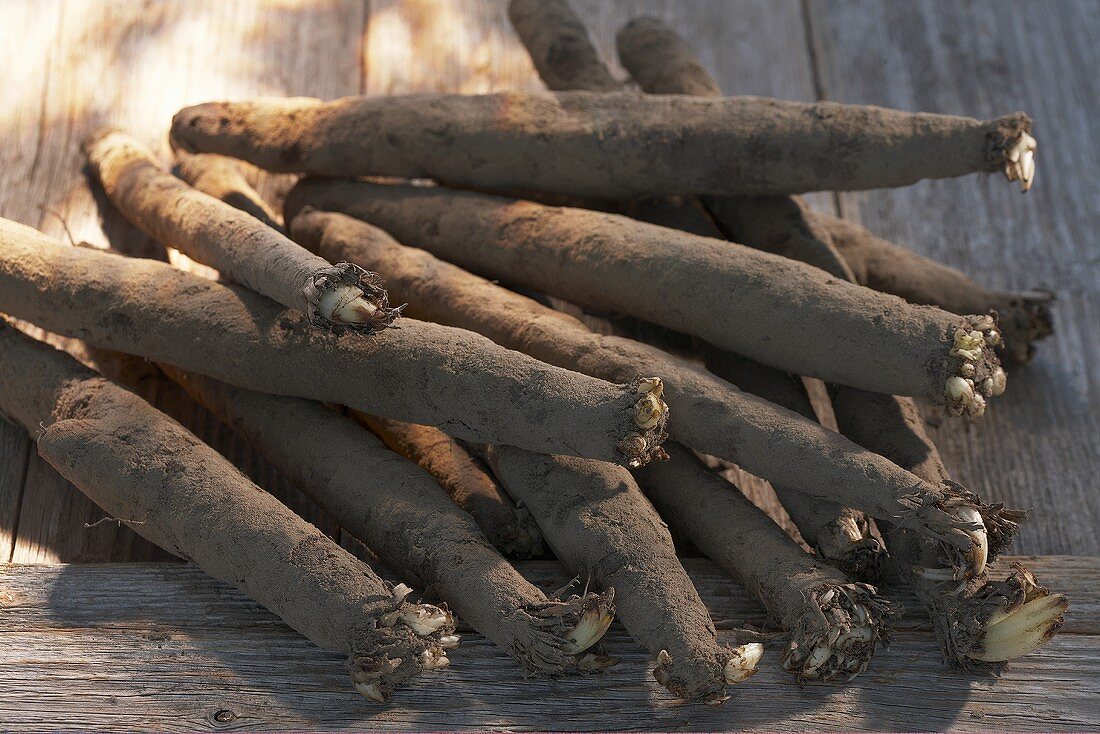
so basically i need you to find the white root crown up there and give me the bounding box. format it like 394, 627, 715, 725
968, 564, 1068, 663
305, 262, 406, 333
780, 584, 897, 681
618, 376, 670, 467
1004, 131, 1037, 192
349, 582, 458, 702
724, 642, 764, 684
945, 315, 1006, 418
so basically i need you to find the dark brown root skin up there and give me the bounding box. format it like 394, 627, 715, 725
172, 150, 283, 231
160, 365, 609, 677
484, 446, 745, 703
511, 6, 882, 579
0, 218, 660, 465
290, 209, 981, 546
287, 180, 1006, 406
637, 444, 896, 682
354, 414, 544, 559
85, 128, 399, 335
508, 0, 620, 93
615, 16, 722, 97
822, 213, 1054, 364
170, 93, 1033, 197
0, 323, 447, 701
612, 11, 1048, 669
701, 347, 885, 579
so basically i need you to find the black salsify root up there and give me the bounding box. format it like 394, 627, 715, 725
510, 589, 617, 676
780, 583, 899, 682
304, 261, 408, 334
616, 376, 670, 467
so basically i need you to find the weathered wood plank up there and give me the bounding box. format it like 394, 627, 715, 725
806, 0, 1100, 555
2, 0, 365, 563
0, 559, 1095, 731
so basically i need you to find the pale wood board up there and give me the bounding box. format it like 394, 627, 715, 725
0, 558, 1095, 732
805, 0, 1100, 555
0, 0, 366, 562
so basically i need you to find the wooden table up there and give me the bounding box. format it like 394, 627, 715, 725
0, 1, 1097, 730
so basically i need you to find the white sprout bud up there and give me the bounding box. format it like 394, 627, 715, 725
970, 593, 1067, 662
990, 367, 1007, 396
439, 634, 461, 650
561, 605, 614, 654
634, 393, 665, 430
400, 604, 452, 636
635, 376, 664, 398
946, 376, 975, 402
355, 680, 385, 702
418, 650, 451, 670
723, 643, 764, 684
1005, 131, 1037, 192
317, 284, 379, 324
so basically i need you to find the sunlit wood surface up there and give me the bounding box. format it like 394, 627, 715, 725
0, 1, 1097, 729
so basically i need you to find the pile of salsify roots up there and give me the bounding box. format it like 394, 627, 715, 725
0, 0, 1065, 707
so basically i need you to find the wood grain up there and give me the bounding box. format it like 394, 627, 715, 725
0, 558, 1095, 732
806, 0, 1100, 555
0, 0, 365, 562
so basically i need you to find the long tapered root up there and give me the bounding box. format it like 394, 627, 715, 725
945, 314, 1005, 417
511, 589, 617, 676
348, 583, 458, 702
1003, 130, 1037, 192
780, 584, 897, 681
618, 376, 670, 467
305, 262, 406, 333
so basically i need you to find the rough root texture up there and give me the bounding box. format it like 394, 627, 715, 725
781, 583, 899, 681
933, 564, 1067, 672
991, 292, 1055, 364
944, 314, 1005, 418
348, 586, 457, 701
617, 376, 670, 467
304, 261, 406, 333
510, 589, 617, 676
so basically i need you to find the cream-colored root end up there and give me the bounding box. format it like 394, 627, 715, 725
560, 604, 615, 654
318, 284, 380, 324
1005, 131, 1037, 192
970, 593, 1068, 662
724, 643, 764, 684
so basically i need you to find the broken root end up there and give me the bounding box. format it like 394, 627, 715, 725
305, 262, 406, 334
781, 583, 898, 682
945, 314, 1005, 418
349, 583, 458, 702
619, 376, 670, 467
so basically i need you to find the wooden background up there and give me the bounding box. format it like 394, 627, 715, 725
0, 0, 1097, 730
